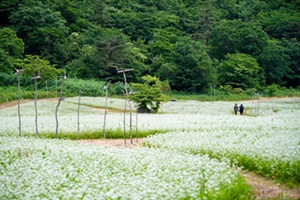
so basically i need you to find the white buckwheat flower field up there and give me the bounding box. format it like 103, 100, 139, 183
0, 97, 299, 199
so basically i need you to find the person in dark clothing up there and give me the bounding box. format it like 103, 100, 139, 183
239, 104, 244, 115
234, 103, 238, 115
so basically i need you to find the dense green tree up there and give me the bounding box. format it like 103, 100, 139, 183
0, 49, 15, 74
217, 53, 261, 89
95, 29, 133, 82
48, 0, 93, 32
130, 75, 167, 113
259, 38, 300, 87
64, 26, 104, 79
258, 7, 300, 41
147, 29, 177, 59
0, 27, 24, 58
282, 38, 300, 87
0, 27, 24, 73
170, 37, 214, 93
209, 19, 269, 60
184, 0, 220, 46
110, 12, 154, 42
0, 0, 21, 27
218, 0, 266, 21
19, 55, 62, 81
1, 0, 299, 91
9, 0, 69, 65
89, 0, 107, 26
65, 27, 147, 82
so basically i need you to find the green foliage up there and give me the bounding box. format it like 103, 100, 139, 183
258, 7, 300, 41
0, 27, 24, 73
0, 0, 299, 91
18, 55, 63, 81
0, 86, 58, 103
130, 75, 168, 113
170, 37, 214, 93
95, 29, 132, 81
9, 0, 69, 65
266, 84, 280, 97
0, 0, 20, 26
209, 19, 269, 60
259, 39, 293, 86
0, 72, 32, 87
205, 175, 252, 200
0, 27, 24, 58
281, 38, 300, 87
0, 49, 15, 74
218, 53, 261, 89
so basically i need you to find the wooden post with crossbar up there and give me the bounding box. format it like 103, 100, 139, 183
31, 71, 41, 137
116, 67, 134, 146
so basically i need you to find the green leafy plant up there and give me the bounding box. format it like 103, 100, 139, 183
130, 75, 168, 113
18, 55, 63, 81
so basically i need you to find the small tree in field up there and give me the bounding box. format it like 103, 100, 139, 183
130, 75, 168, 113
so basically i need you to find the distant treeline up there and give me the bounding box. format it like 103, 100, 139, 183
0, 0, 299, 93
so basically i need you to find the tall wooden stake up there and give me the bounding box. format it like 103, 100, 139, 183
77, 86, 83, 140
136, 107, 138, 143
116, 67, 134, 146
103, 82, 110, 139
257, 93, 260, 116
15, 68, 22, 136
55, 72, 66, 138
31, 72, 41, 137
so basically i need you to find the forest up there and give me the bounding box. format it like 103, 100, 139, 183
0, 0, 299, 94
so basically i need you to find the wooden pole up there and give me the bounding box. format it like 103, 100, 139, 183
257, 93, 260, 116
31, 72, 41, 137
55, 73, 66, 138
122, 73, 133, 145
123, 72, 128, 145
136, 107, 138, 143
103, 82, 110, 139
116, 67, 134, 146
77, 86, 83, 140
15, 68, 22, 136
46, 80, 48, 98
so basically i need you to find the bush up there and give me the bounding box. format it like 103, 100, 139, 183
266, 84, 280, 97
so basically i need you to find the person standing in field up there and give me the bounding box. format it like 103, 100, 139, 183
234, 103, 238, 115
239, 104, 244, 115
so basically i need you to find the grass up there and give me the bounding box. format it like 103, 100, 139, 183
22, 129, 167, 140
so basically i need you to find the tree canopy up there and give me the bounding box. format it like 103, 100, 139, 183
0, 0, 299, 92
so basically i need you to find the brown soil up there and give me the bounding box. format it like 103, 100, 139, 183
242, 171, 300, 200
78, 138, 143, 148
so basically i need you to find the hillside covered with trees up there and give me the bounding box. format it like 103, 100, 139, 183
0, 0, 299, 93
